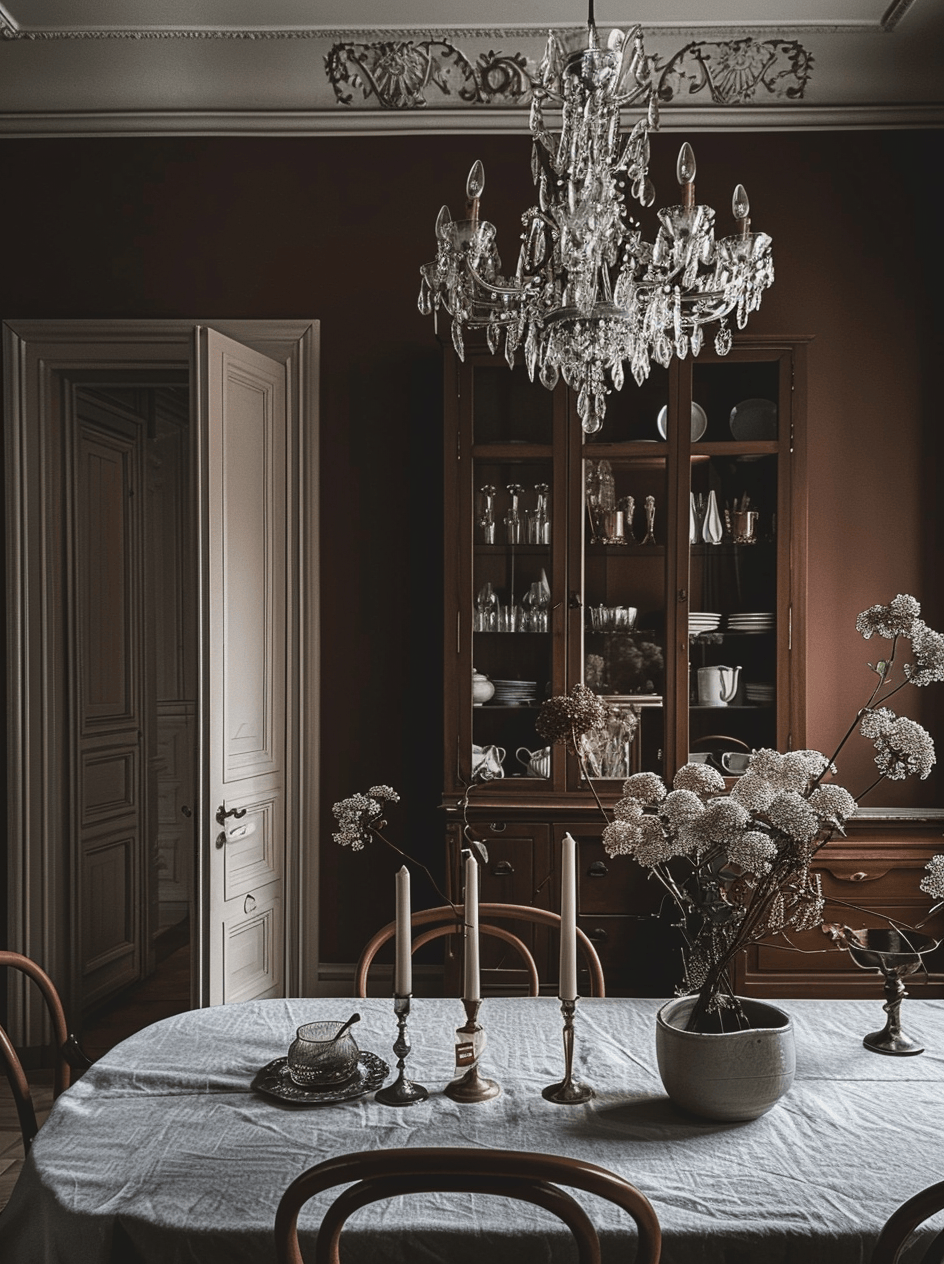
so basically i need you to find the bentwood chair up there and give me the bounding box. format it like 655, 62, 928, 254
275, 1147, 661, 1264
355, 902, 606, 998
0, 950, 92, 1153
871, 1179, 944, 1264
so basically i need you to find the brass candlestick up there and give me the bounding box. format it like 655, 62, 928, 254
375, 995, 429, 1106
543, 998, 594, 1104
443, 998, 500, 1102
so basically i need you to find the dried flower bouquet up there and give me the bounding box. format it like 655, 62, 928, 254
536, 595, 944, 1033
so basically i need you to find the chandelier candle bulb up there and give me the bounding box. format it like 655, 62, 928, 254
732, 184, 751, 235
395, 866, 412, 997
560, 832, 579, 1002
464, 851, 481, 1002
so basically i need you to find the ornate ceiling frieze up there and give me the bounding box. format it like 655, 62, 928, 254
325, 35, 814, 111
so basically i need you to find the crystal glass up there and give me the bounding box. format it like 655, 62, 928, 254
287, 1020, 360, 1087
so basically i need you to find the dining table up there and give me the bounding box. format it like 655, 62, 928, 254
2, 993, 943, 1263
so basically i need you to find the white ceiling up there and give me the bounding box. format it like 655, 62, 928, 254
0, 1, 921, 30
0, 0, 941, 134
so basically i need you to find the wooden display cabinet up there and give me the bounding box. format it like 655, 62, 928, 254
441, 334, 943, 999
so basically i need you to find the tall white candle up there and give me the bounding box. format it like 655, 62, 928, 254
395, 865, 412, 996
463, 852, 481, 1002
559, 832, 578, 1001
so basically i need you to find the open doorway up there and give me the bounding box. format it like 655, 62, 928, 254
68, 379, 196, 1055
3, 320, 320, 1051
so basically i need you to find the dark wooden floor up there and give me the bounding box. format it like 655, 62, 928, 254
1, 943, 192, 1211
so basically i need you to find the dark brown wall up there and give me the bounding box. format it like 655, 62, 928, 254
1, 131, 941, 966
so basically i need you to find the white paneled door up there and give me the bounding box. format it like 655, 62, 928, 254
201, 329, 288, 1006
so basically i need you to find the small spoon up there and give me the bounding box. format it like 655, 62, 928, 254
327, 1013, 360, 1044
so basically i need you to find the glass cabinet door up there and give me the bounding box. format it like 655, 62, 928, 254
577, 366, 670, 783
686, 352, 791, 774
459, 359, 564, 789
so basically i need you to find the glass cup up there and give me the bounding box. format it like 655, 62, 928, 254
287, 1020, 360, 1088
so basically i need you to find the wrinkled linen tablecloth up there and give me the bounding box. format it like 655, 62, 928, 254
1, 995, 943, 1263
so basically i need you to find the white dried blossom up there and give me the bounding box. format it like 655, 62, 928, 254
613, 796, 645, 824
602, 818, 642, 857
730, 771, 777, 813
859, 707, 896, 739
696, 798, 751, 843
871, 715, 936, 780
904, 621, 944, 686
855, 594, 921, 640
633, 816, 675, 866
726, 830, 778, 876
621, 772, 667, 805
368, 785, 400, 803
790, 876, 825, 931
749, 748, 830, 793
661, 789, 705, 830
673, 762, 726, 795
768, 791, 821, 843
808, 783, 857, 826
920, 854, 944, 902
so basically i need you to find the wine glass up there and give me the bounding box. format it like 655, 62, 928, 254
836, 927, 940, 1055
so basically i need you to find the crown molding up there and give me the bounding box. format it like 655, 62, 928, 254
2, 102, 942, 138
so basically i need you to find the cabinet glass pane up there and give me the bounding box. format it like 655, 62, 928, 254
690, 449, 779, 765
472, 364, 554, 444
583, 365, 669, 445
582, 454, 667, 778
472, 459, 553, 780
692, 360, 780, 444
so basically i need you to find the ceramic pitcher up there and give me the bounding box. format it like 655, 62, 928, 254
696, 665, 740, 706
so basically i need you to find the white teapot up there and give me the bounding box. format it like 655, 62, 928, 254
696, 665, 741, 707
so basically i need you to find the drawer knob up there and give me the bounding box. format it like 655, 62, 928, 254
588, 861, 609, 878
491, 860, 514, 877
587, 927, 609, 943
849, 871, 869, 882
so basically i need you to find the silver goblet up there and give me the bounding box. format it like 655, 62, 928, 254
837, 927, 940, 1056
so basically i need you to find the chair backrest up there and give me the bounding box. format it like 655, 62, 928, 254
274, 1146, 661, 1264
355, 902, 606, 998
0, 950, 91, 1152
871, 1180, 944, 1264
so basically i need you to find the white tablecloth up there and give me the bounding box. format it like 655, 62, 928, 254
2, 995, 944, 1262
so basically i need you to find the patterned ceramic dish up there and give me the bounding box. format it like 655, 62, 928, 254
252, 1050, 389, 1105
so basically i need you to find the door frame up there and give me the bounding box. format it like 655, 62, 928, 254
2, 318, 320, 1043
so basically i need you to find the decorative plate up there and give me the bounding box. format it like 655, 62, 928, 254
252, 1050, 389, 1105
657, 402, 708, 442
729, 398, 778, 440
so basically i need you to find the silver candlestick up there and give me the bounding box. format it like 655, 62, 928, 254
443, 998, 500, 1102
543, 997, 594, 1103
375, 995, 429, 1105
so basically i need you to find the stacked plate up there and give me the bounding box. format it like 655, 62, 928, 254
727, 612, 775, 634
745, 681, 775, 705
491, 679, 538, 706
689, 612, 722, 636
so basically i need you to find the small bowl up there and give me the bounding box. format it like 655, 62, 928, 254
287, 1020, 360, 1088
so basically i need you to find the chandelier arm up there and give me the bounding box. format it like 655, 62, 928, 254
466, 261, 534, 300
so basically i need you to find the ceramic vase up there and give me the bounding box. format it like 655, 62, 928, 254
655, 995, 795, 1122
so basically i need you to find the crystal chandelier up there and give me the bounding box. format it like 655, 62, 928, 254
417, 9, 774, 434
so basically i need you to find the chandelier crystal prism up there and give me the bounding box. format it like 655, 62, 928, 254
417, 11, 774, 434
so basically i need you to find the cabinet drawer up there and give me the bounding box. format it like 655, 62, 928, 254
753, 906, 944, 976
816, 861, 928, 903
574, 837, 663, 916
578, 914, 682, 997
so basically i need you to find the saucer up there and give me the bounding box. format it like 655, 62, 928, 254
252, 1050, 389, 1105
